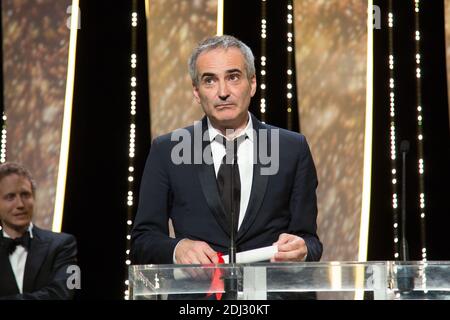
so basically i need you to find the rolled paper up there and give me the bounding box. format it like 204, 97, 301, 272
222, 245, 278, 264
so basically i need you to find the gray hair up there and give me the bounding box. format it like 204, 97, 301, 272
0, 162, 36, 194
188, 35, 256, 86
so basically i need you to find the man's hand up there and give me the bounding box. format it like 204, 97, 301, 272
271, 233, 307, 262
175, 239, 219, 264
174, 239, 219, 280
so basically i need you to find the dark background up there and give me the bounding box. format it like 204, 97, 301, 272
1, 0, 449, 299
369, 0, 450, 261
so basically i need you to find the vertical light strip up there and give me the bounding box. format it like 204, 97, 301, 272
145, 0, 151, 126
286, 0, 294, 130
216, 0, 224, 36
357, 0, 374, 263
125, 0, 138, 301
355, 0, 374, 300
414, 0, 427, 262
0, 113, 7, 163
388, 0, 400, 260
52, 0, 79, 232
259, 0, 267, 122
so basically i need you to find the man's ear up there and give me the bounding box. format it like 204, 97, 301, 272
250, 75, 257, 97
193, 84, 201, 104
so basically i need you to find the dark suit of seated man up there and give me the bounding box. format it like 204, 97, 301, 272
131, 35, 322, 299
0, 162, 78, 300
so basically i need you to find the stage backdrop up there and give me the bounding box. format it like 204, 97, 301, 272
2, 0, 72, 230
295, 0, 370, 261
145, 0, 218, 138
145, 0, 372, 263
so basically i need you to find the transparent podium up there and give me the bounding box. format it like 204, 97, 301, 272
128, 261, 450, 300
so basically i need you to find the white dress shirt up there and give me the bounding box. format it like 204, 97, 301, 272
3, 223, 34, 294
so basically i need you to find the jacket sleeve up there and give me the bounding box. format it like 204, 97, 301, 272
131, 137, 181, 264
288, 135, 323, 261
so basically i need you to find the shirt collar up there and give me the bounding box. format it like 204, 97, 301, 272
2, 222, 34, 239
207, 112, 254, 143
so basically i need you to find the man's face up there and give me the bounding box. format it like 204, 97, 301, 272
193, 47, 256, 130
0, 174, 34, 234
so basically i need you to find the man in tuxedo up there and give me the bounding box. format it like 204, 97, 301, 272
131, 35, 322, 268
0, 162, 78, 300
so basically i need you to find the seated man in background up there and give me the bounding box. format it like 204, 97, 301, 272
0, 162, 78, 300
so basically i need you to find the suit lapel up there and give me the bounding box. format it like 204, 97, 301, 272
195, 117, 231, 237
23, 227, 50, 293
0, 240, 20, 296
237, 114, 269, 241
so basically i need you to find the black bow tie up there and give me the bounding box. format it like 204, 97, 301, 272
1, 231, 31, 254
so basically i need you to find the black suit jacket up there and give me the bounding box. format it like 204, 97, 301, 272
131, 114, 322, 264
0, 226, 78, 300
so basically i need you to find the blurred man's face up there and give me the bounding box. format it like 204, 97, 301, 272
193, 47, 256, 132
0, 174, 34, 237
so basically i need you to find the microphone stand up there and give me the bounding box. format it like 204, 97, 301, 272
397, 140, 414, 295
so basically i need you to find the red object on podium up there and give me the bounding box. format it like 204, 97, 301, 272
206, 252, 225, 300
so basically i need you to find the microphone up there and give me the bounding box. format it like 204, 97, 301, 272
223, 139, 238, 300
397, 140, 414, 295
229, 141, 237, 265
